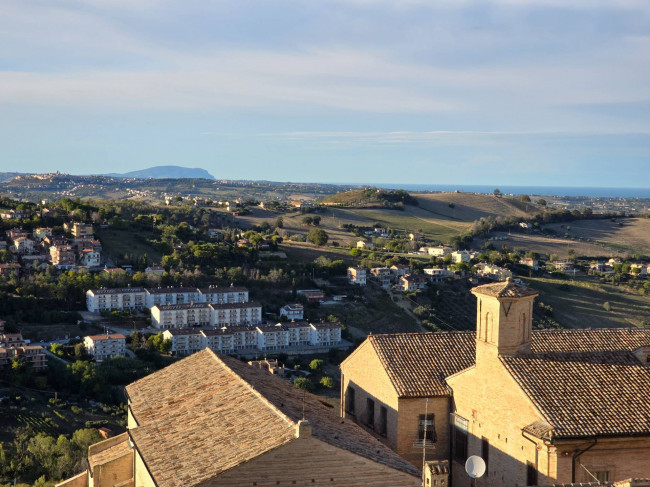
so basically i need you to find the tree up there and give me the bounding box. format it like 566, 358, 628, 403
312, 216, 321, 226
309, 359, 324, 372
275, 216, 284, 229
519, 194, 531, 202
74, 343, 89, 360
307, 228, 328, 246
302, 216, 313, 226
319, 376, 336, 389
293, 377, 315, 393
493, 188, 502, 197
537, 198, 547, 206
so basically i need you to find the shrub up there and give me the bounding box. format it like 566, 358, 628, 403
309, 359, 324, 372
293, 377, 315, 393
319, 376, 336, 389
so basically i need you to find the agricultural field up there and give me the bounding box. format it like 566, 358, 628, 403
522, 277, 650, 329
413, 192, 541, 221
482, 232, 626, 259
0, 383, 125, 443
545, 217, 650, 256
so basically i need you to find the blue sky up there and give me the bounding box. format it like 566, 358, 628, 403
0, 0, 649, 186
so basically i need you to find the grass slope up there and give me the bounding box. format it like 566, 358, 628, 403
523, 277, 650, 328
413, 192, 541, 221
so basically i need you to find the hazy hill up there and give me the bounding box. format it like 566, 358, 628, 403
107, 166, 215, 180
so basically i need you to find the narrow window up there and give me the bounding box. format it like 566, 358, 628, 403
526, 462, 537, 486
481, 437, 489, 476
453, 416, 468, 462
346, 387, 355, 415
379, 406, 387, 437
595, 472, 609, 482
418, 414, 436, 443
366, 398, 375, 428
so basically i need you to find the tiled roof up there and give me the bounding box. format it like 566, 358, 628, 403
126, 350, 419, 487
471, 277, 539, 298
89, 287, 145, 295
86, 334, 126, 341
503, 351, 650, 439
365, 328, 650, 398
145, 287, 201, 294
368, 332, 476, 397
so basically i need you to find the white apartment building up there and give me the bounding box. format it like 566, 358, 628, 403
199, 285, 249, 304
162, 322, 343, 357
151, 302, 262, 329
145, 287, 204, 308
81, 250, 101, 267
421, 245, 453, 257
279, 304, 304, 321
347, 267, 367, 286
423, 267, 453, 283
86, 287, 147, 312
309, 322, 342, 347
84, 334, 126, 361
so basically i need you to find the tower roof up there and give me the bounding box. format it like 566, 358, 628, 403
471, 277, 539, 298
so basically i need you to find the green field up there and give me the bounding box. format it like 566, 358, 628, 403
523, 277, 650, 328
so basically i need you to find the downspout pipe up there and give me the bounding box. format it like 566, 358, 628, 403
572, 439, 597, 483
521, 431, 539, 480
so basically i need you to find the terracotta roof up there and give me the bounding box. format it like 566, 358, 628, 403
504, 351, 650, 439
471, 277, 539, 298
86, 334, 125, 341
368, 332, 476, 397
364, 328, 650, 398
126, 350, 419, 487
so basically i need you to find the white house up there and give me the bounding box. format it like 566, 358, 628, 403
80, 250, 101, 267
84, 334, 126, 361
451, 250, 471, 263
423, 268, 452, 283
280, 303, 304, 321
347, 267, 367, 286
357, 240, 374, 249
370, 267, 392, 288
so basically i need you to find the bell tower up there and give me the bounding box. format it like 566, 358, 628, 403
471, 278, 539, 361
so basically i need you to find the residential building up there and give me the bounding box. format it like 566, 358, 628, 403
80, 249, 101, 267
370, 267, 392, 288
341, 279, 650, 484
32, 227, 53, 241
11, 236, 34, 254
421, 245, 453, 257
144, 286, 203, 308
309, 321, 342, 346
519, 257, 539, 270
409, 233, 422, 241
198, 284, 249, 304
423, 267, 452, 283
151, 303, 213, 329
390, 264, 411, 278
348, 266, 367, 286
84, 334, 126, 361
151, 302, 262, 328
0, 209, 31, 220
280, 303, 304, 320
6, 227, 29, 240
0, 332, 46, 369
57, 350, 420, 487
86, 287, 147, 312
69, 222, 94, 238
357, 240, 374, 249
296, 289, 326, 303
476, 264, 512, 281
256, 323, 290, 351
50, 244, 76, 268
284, 321, 312, 346
451, 250, 471, 263
162, 328, 205, 356
398, 273, 428, 291
630, 263, 648, 276
144, 266, 165, 275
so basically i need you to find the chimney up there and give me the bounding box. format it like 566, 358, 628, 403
296, 420, 312, 439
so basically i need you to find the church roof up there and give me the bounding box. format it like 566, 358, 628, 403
363, 328, 650, 399
471, 277, 540, 298
126, 350, 420, 487
505, 351, 650, 439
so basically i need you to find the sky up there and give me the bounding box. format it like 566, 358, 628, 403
0, 0, 649, 187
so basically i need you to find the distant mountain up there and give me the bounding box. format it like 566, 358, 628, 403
106, 166, 215, 180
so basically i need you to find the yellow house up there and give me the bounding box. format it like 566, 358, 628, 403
341, 278, 650, 486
